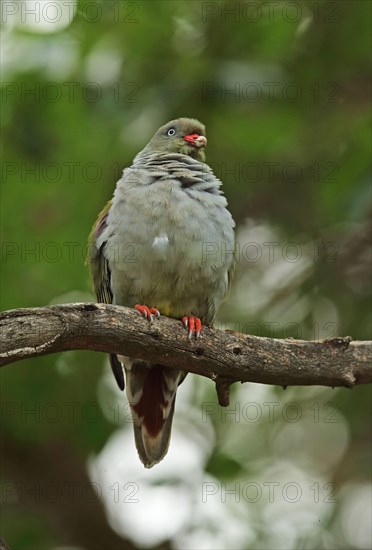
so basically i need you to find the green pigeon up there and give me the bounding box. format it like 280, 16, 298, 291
88, 118, 235, 468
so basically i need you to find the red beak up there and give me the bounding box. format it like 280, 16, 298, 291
183, 134, 207, 148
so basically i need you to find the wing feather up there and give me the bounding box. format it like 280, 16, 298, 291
88, 203, 125, 391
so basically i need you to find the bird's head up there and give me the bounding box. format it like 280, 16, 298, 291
143, 118, 207, 162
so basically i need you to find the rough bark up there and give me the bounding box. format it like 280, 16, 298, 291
1, 304, 371, 397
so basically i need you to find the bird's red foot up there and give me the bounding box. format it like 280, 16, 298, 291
182, 316, 202, 339
135, 304, 160, 322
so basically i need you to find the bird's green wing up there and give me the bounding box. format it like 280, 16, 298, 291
225, 236, 237, 299
87, 201, 112, 302
87, 201, 125, 390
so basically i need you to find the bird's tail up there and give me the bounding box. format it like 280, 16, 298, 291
124, 360, 184, 468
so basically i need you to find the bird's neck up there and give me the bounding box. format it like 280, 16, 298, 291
135, 147, 205, 164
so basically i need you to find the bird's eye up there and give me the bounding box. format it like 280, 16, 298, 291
167, 128, 176, 136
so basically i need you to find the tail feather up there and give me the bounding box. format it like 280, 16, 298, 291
124, 361, 183, 468
133, 399, 176, 468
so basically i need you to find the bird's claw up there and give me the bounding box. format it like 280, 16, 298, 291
135, 304, 160, 322
182, 316, 202, 339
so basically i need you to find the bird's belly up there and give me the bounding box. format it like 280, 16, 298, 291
106, 183, 233, 320
109, 232, 213, 318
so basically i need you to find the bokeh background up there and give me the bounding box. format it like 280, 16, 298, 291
1, 1, 371, 549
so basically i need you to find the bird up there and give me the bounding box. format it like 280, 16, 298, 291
88, 117, 235, 468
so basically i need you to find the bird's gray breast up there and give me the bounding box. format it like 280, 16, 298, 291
102, 154, 235, 320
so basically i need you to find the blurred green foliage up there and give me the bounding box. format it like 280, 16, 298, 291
1, 1, 371, 549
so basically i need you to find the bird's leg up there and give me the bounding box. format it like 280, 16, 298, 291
135, 304, 160, 322
182, 316, 202, 339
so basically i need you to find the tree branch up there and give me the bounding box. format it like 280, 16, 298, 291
0, 537, 10, 550
1, 304, 371, 396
